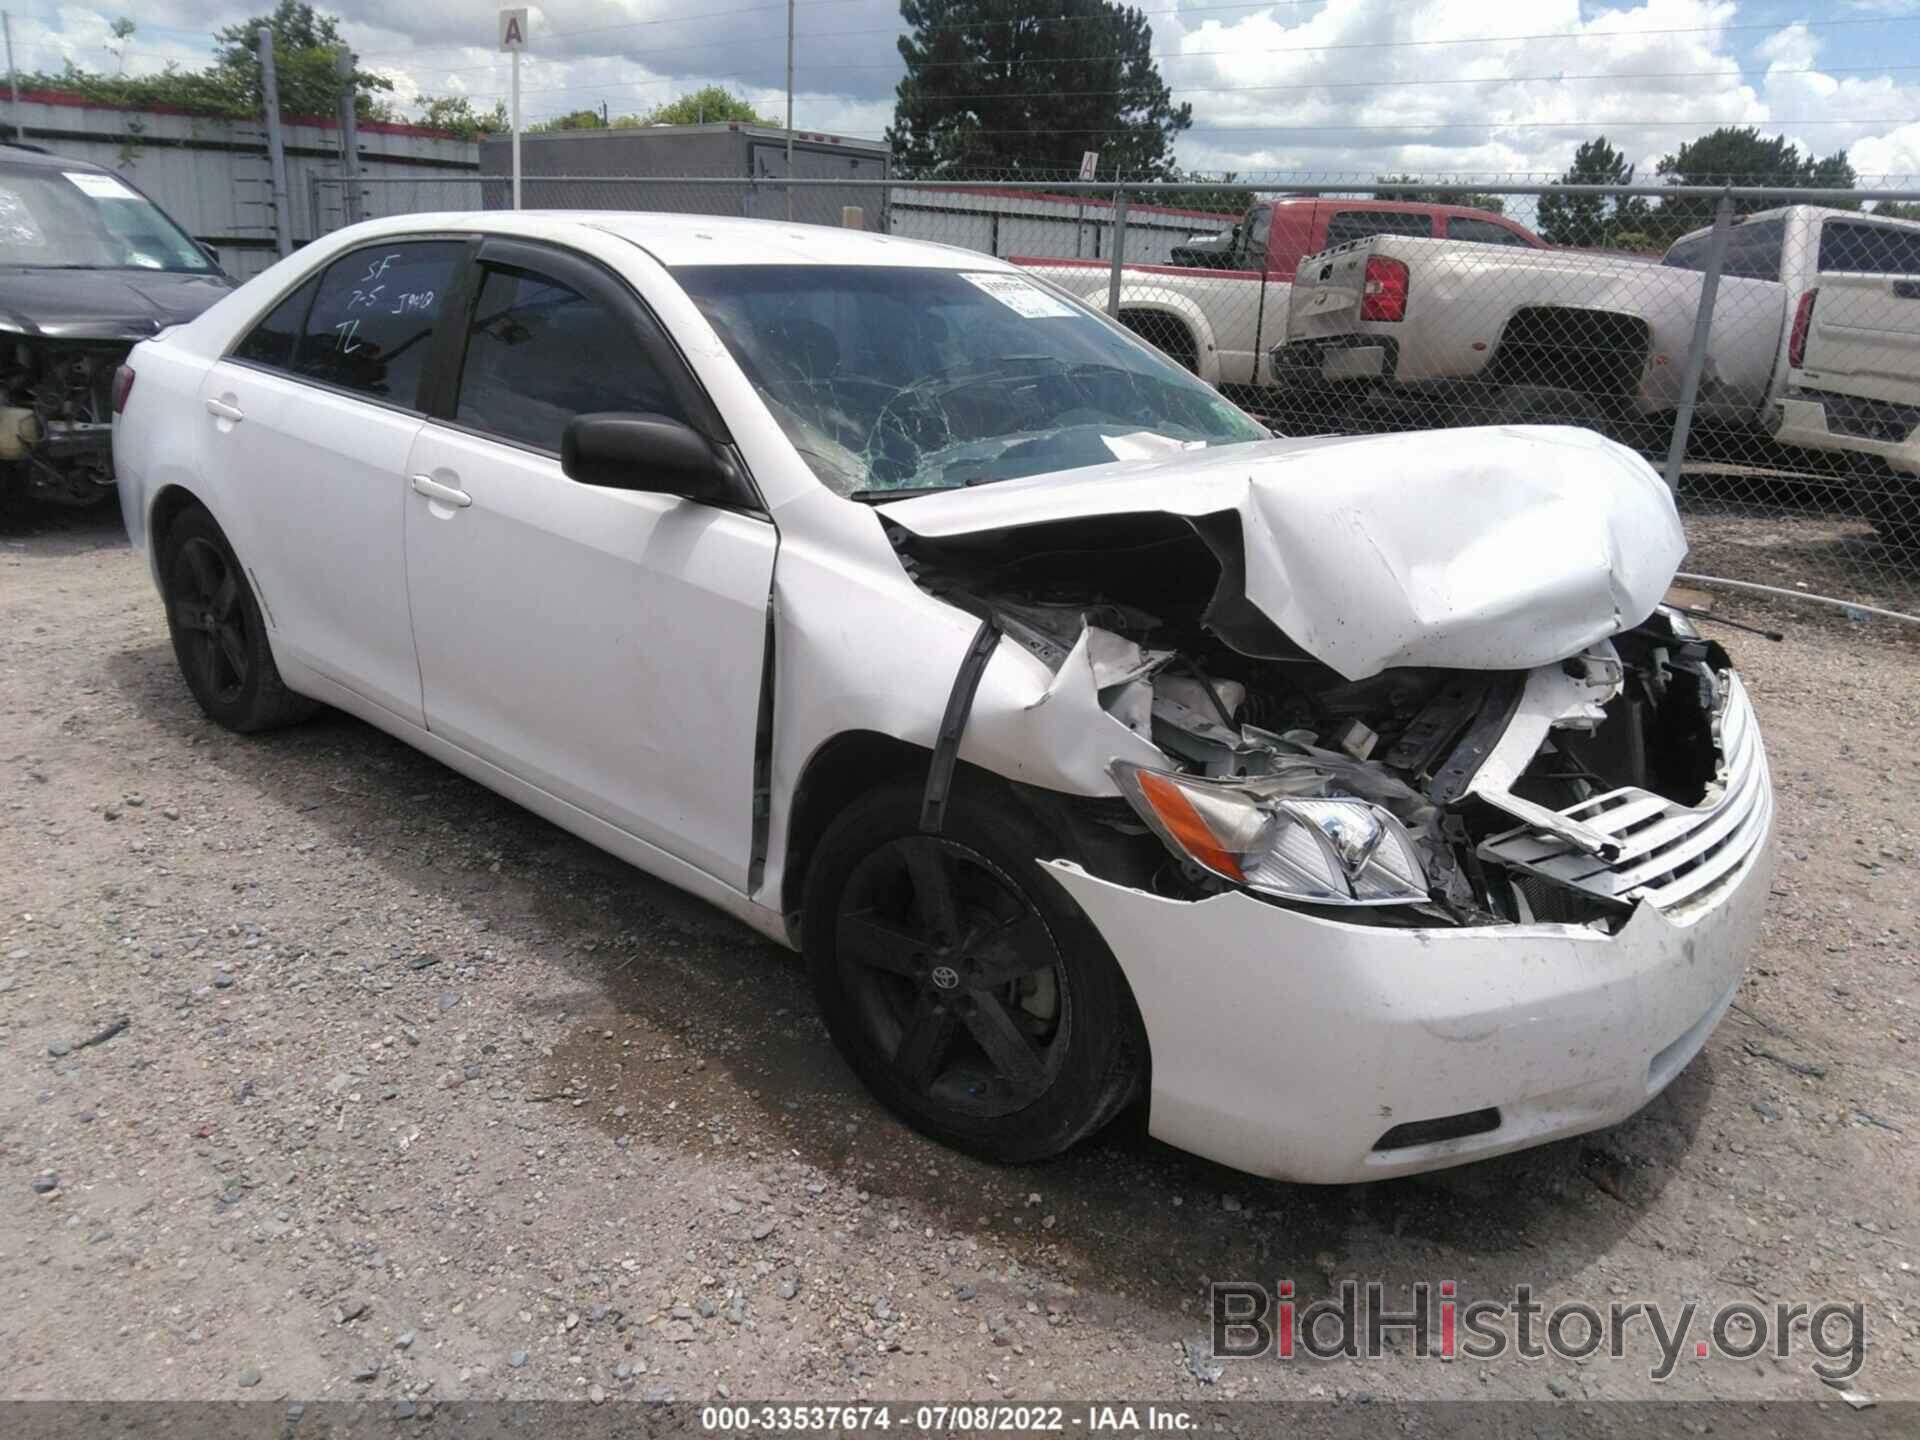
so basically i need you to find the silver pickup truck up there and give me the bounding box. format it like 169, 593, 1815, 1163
1276, 205, 1920, 537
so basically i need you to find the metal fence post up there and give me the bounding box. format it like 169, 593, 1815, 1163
335, 47, 360, 227
1106, 189, 1128, 317
257, 27, 292, 259
1662, 189, 1734, 492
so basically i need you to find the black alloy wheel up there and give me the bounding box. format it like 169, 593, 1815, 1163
834, 834, 1068, 1117
160, 504, 316, 733
169, 534, 251, 706
803, 782, 1143, 1163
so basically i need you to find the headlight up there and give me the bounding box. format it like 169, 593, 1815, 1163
1111, 760, 1429, 906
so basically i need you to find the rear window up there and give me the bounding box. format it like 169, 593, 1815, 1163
1818, 221, 1920, 276
1446, 216, 1532, 247
292, 241, 464, 407
1324, 210, 1434, 248
1663, 217, 1785, 280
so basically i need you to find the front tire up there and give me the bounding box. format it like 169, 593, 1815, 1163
160, 505, 317, 733
802, 782, 1143, 1164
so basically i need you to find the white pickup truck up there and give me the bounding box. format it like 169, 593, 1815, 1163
1013, 196, 1544, 395
1276, 205, 1920, 536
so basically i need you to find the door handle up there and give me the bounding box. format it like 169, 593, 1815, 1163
204, 397, 244, 421
410, 473, 472, 508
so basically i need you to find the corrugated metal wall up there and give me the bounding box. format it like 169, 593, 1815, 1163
10, 93, 479, 280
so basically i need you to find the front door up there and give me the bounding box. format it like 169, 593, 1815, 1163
401, 239, 777, 889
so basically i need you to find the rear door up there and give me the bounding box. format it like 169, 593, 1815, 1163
1799, 219, 1920, 407
198, 238, 466, 723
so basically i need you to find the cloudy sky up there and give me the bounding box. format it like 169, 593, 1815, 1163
7, 0, 1919, 180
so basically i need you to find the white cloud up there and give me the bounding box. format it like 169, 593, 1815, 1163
7, 0, 1918, 185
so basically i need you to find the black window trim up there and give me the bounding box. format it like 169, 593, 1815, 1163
424, 234, 768, 517
222, 231, 476, 421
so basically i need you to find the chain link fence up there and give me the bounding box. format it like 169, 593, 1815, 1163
311, 170, 1920, 621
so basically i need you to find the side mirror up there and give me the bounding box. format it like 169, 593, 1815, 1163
560, 412, 748, 505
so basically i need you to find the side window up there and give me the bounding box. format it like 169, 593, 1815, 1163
293, 241, 464, 407
1663, 220, 1786, 279
232, 275, 319, 370
1720, 219, 1785, 281
1234, 204, 1272, 270
1324, 209, 1433, 248
454, 260, 687, 453
1662, 234, 1710, 271
1447, 216, 1531, 247
1819, 221, 1920, 276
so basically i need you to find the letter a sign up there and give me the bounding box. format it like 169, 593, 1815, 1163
499, 8, 528, 51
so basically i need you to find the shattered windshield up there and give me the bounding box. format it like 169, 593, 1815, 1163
672, 264, 1265, 497
0, 166, 212, 273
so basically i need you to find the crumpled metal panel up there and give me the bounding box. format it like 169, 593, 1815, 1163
878, 424, 1686, 681
1479, 674, 1772, 914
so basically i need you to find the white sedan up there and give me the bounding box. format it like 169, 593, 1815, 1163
112, 212, 1773, 1183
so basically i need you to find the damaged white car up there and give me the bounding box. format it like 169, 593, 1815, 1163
113, 214, 1773, 1183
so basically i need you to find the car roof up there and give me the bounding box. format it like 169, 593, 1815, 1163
0, 143, 111, 173
341, 210, 1018, 270
1670, 203, 1919, 246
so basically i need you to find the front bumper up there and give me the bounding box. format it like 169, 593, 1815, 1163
1042, 799, 1774, 1183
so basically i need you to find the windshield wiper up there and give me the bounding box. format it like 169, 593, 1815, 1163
845, 486, 953, 503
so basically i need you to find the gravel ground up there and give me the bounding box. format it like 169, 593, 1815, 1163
3, 502, 1917, 1407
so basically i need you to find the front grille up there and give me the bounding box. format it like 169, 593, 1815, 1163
1479, 674, 1770, 913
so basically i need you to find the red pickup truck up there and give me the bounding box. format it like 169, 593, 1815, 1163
1017, 197, 1545, 392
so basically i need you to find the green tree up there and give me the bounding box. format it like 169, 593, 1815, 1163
639, 86, 776, 127
107, 18, 136, 74
1653, 127, 1857, 236
1873, 200, 1920, 221
416, 94, 507, 139
888, 0, 1192, 179
212, 2, 394, 119
1152, 171, 1256, 216
1535, 136, 1636, 247
1373, 175, 1506, 214
528, 109, 607, 133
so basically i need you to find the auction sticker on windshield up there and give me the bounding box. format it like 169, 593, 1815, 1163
960, 271, 1078, 319
64, 172, 141, 202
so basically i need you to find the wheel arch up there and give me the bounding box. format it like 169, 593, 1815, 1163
779, 729, 933, 932
777, 730, 1159, 1060
1487, 305, 1651, 400
1108, 293, 1218, 382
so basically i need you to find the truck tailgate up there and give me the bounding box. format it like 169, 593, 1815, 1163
1288, 243, 1374, 340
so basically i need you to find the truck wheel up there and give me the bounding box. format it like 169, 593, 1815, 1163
161, 505, 318, 733
1118, 312, 1198, 374
802, 781, 1144, 1164
1489, 384, 1611, 436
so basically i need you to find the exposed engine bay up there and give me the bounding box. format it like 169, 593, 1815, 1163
0, 337, 123, 507
888, 509, 1736, 931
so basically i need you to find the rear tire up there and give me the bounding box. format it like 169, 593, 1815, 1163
802, 781, 1143, 1164
160, 505, 317, 733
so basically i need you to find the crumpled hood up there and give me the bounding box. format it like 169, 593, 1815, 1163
878, 425, 1687, 681
0, 267, 234, 341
